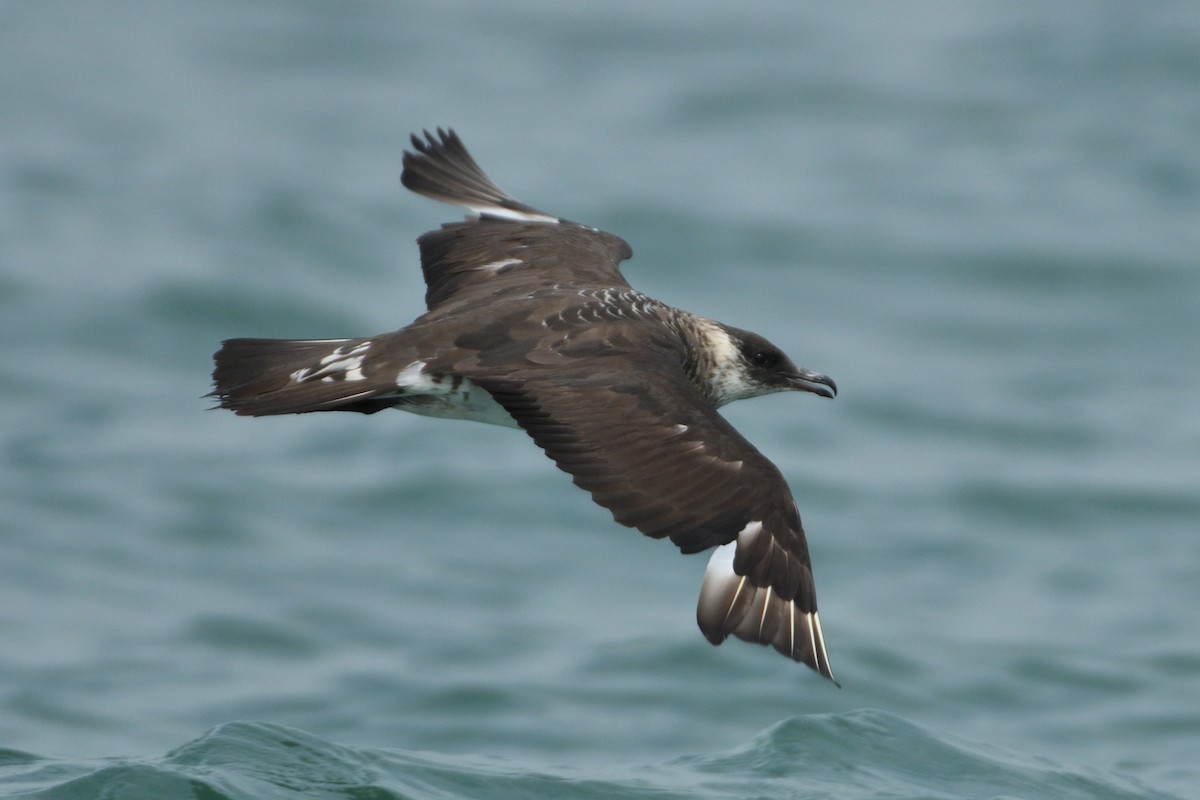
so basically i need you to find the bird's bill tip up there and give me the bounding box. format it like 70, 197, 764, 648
788, 369, 837, 398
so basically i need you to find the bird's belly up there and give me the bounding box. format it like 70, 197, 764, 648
391, 372, 518, 428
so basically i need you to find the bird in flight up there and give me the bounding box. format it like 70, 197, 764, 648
211, 129, 839, 682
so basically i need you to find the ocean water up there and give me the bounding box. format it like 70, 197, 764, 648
2, 2, 1198, 798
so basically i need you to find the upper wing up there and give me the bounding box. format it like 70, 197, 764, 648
401, 129, 633, 310
470, 351, 836, 681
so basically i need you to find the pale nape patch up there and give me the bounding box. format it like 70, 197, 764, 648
693, 320, 756, 407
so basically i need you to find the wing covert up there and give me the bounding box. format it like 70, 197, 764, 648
415, 221, 632, 310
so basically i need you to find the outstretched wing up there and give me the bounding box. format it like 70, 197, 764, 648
471, 350, 836, 682
401, 129, 633, 310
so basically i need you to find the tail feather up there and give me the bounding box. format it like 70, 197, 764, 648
211, 338, 398, 416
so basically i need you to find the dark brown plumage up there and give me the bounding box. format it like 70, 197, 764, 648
212, 129, 838, 682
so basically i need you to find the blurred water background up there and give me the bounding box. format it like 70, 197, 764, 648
2, 2, 1198, 798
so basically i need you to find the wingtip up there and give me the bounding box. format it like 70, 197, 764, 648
406, 127, 460, 157
400, 126, 555, 222
696, 535, 838, 683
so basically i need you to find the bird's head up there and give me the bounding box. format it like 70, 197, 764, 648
705, 325, 837, 407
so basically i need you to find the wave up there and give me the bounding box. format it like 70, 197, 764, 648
0, 710, 1180, 800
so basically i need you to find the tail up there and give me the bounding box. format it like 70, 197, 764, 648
211, 337, 399, 416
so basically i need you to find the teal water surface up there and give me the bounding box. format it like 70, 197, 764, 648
0, 713, 1178, 800
2, 2, 1198, 798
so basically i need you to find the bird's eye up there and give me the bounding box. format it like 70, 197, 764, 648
752, 350, 777, 368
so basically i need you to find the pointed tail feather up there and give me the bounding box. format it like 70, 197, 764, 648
211, 338, 398, 416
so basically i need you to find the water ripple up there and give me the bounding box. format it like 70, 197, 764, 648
1, 713, 1184, 800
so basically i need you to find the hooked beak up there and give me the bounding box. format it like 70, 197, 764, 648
788, 368, 837, 399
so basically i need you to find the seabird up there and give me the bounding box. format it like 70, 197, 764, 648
211, 129, 839, 683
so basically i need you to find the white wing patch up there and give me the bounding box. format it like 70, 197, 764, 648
695, 520, 835, 682
468, 205, 559, 224
698, 524, 760, 631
